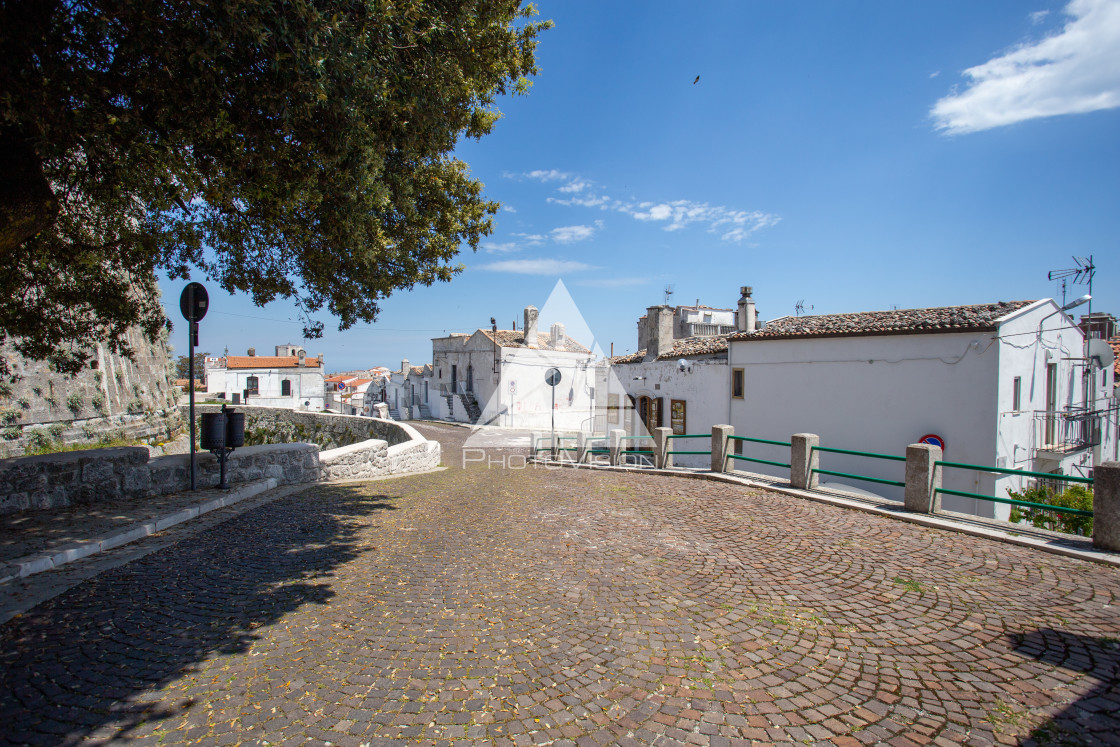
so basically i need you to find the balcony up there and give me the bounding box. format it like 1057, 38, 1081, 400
1033, 406, 1107, 457
683, 323, 736, 337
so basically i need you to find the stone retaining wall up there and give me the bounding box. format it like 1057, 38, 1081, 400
183, 405, 414, 449
0, 409, 440, 515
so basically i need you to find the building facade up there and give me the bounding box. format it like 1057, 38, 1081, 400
727, 299, 1118, 519
206, 345, 325, 410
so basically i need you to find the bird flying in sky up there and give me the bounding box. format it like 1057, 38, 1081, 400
693, 75, 700, 84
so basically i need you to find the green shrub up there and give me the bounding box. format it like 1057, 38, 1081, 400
66, 392, 84, 414
1, 425, 21, 441
49, 422, 67, 439
91, 393, 107, 414
16, 397, 30, 409
25, 430, 53, 453
126, 399, 144, 414
0, 408, 21, 425
1008, 484, 1093, 536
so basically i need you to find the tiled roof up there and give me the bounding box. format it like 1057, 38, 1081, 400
607, 335, 729, 364
730, 301, 1034, 341
226, 355, 321, 369
409, 366, 425, 376
1109, 337, 1120, 381
481, 329, 591, 354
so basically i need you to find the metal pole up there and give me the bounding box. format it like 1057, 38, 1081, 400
188, 285, 197, 491
551, 383, 556, 454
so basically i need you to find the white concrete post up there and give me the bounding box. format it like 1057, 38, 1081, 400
654, 427, 673, 469
711, 425, 733, 473
1093, 462, 1120, 552
609, 429, 624, 467
577, 432, 590, 464
790, 433, 819, 490
904, 443, 942, 514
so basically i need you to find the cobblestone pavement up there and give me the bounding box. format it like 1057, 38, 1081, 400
2, 423, 1119, 746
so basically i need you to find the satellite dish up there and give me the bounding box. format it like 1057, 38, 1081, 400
1088, 338, 1115, 369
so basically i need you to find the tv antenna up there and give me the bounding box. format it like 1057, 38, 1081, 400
663, 284, 674, 305
1048, 255, 1094, 322
795, 300, 813, 316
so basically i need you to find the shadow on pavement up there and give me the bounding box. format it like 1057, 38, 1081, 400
0, 484, 395, 745
1010, 627, 1120, 744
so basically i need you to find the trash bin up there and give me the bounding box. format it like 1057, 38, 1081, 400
199, 413, 226, 450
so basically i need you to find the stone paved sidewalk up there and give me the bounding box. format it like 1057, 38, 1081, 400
1, 422, 1118, 746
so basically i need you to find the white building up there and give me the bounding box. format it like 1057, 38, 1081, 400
603, 288, 761, 466
430, 306, 596, 428
206, 345, 325, 410
727, 299, 1118, 519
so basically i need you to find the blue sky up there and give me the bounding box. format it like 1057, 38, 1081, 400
160, 0, 1120, 371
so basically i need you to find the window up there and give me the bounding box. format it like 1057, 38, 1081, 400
281, 379, 291, 397
1012, 376, 1021, 412
670, 399, 686, 435
607, 393, 620, 424
246, 376, 259, 395
732, 368, 744, 399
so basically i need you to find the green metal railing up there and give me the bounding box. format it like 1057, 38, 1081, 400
935, 461, 1094, 517
666, 433, 712, 456
620, 435, 654, 455
810, 445, 905, 488
725, 435, 792, 470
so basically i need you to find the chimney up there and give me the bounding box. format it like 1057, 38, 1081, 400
401, 358, 409, 375
644, 305, 675, 361
737, 286, 757, 333
298, 350, 306, 367
524, 305, 539, 347
550, 322, 566, 348
247, 347, 256, 356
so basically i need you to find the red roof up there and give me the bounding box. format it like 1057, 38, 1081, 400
226, 355, 321, 369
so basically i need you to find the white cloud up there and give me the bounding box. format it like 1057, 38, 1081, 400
482, 242, 520, 254
932, 0, 1120, 134
477, 259, 597, 275
513, 232, 546, 246
1030, 9, 1051, 24
502, 205, 517, 213
524, 169, 572, 182
550, 224, 596, 243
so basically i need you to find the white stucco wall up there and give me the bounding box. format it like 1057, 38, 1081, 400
608, 357, 728, 468
729, 330, 998, 514
213, 367, 325, 410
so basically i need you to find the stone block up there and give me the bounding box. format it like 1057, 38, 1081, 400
1093, 462, 1120, 552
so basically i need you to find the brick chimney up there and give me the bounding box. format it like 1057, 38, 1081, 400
247, 347, 256, 356
524, 305, 539, 347
644, 305, 675, 361
736, 286, 757, 333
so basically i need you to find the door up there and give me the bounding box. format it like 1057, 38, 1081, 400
451, 364, 458, 392
467, 364, 474, 393
1045, 362, 1058, 445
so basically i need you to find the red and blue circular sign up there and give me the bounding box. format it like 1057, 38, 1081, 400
918, 433, 946, 450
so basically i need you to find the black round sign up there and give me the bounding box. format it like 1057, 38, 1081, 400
179, 282, 209, 322
545, 367, 562, 387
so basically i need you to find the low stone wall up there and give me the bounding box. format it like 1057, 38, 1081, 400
0, 409, 441, 515
183, 405, 415, 449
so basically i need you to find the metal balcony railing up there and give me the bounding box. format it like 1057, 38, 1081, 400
1033, 406, 1105, 453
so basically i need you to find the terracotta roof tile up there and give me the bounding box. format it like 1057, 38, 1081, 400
607, 335, 729, 363
481, 329, 591, 354
1109, 336, 1120, 380
730, 301, 1034, 341
226, 355, 321, 369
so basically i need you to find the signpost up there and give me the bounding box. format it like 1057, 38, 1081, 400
180, 282, 209, 490
545, 367, 561, 455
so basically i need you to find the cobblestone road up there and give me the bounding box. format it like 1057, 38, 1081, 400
2, 423, 1119, 746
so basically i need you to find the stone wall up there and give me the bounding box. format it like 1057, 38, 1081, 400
0, 409, 441, 515
0, 327, 181, 458
184, 405, 416, 449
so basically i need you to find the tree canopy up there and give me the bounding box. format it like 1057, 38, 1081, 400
0, 0, 548, 377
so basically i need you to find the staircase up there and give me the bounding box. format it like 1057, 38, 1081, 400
418, 404, 432, 419
457, 391, 482, 424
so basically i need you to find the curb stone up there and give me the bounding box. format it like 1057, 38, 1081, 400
0, 478, 279, 585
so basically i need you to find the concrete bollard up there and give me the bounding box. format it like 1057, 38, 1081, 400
655, 427, 673, 469
711, 425, 733, 473
1094, 462, 1120, 552
609, 429, 624, 467
790, 433, 819, 490
577, 432, 589, 464
904, 443, 942, 513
